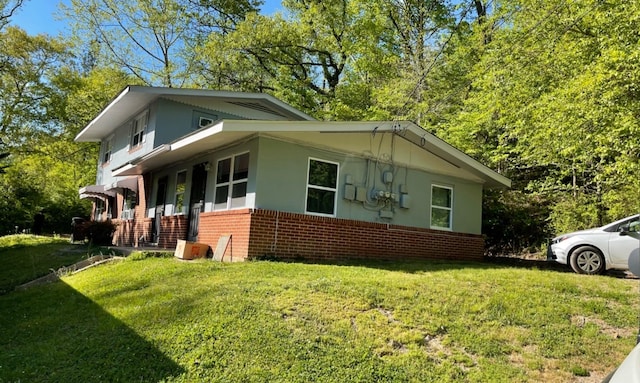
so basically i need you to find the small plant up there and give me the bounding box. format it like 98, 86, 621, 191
570, 365, 590, 377
128, 251, 174, 261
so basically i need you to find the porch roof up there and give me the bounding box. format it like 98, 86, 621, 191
111, 120, 511, 189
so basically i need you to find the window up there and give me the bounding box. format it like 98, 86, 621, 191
131, 111, 147, 148
305, 158, 338, 216
214, 153, 249, 210
102, 136, 113, 164
199, 117, 213, 128
431, 185, 453, 230
121, 189, 137, 220
94, 199, 105, 221
174, 170, 187, 215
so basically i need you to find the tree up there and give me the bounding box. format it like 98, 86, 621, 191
0, 27, 69, 136
0, 0, 22, 30
436, 0, 640, 236
63, 0, 262, 87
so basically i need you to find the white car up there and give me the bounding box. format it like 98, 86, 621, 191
547, 214, 640, 274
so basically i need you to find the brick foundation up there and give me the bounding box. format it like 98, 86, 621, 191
114, 207, 484, 261
189, 208, 484, 263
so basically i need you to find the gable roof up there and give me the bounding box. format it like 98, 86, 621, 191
74, 86, 316, 142
112, 120, 511, 189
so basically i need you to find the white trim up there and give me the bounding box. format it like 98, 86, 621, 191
130, 110, 148, 148
305, 157, 339, 217
101, 135, 114, 164
213, 151, 250, 211
74, 86, 132, 142
430, 184, 453, 231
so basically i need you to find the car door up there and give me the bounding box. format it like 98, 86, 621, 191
607, 218, 640, 268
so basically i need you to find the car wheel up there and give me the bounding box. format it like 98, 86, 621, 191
570, 246, 605, 275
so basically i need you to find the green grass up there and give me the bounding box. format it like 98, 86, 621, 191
0, 235, 91, 294
1, 251, 639, 382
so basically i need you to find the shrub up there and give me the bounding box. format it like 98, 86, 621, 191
74, 221, 118, 246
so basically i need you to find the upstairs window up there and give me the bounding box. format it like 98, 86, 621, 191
305, 158, 338, 216
431, 185, 453, 230
102, 136, 113, 164
131, 111, 148, 148
214, 152, 249, 210
174, 170, 187, 215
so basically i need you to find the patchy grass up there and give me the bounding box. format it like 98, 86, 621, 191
0, 256, 638, 382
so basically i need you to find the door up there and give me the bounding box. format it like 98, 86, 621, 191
608, 217, 640, 268
187, 163, 208, 242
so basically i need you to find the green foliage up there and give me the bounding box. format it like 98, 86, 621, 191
432, 0, 640, 244
74, 220, 118, 246
127, 250, 174, 261
0, 257, 638, 381
483, 190, 552, 255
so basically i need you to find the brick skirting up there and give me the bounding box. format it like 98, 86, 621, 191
116, 208, 484, 262
194, 208, 484, 262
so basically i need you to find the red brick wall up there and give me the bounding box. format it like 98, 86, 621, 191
112, 219, 133, 246
246, 209, 484, 262
112, 175, 149, 246
177, 208, 483, 262
113, 206, 484, 261
158, 215, 188, 249
198, 210, 252, 262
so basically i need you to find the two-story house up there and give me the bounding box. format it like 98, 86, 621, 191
76, 86, 511, 262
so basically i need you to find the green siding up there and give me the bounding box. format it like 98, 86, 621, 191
254, 137, 483, 234
152, 98, 244, 146
147, 135, 484, 234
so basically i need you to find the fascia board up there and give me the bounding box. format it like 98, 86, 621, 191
170, 121, 225, 151
74, 86, 133, 142
401, 123, 511, 188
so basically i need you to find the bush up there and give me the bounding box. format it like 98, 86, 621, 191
483, 190, 552, 256
73, 221, 118, 246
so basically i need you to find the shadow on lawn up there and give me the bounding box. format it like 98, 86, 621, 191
292, 256, 635, 279
0, 281, 183, 382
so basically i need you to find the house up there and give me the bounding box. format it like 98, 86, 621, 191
76, 86, 511, 262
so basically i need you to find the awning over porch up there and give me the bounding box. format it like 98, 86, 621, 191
105, 176, 138, 192
78, 184, 116, 200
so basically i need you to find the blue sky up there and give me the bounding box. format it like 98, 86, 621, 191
10, 0, 283, 35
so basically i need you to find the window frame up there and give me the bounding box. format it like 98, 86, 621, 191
213, 152, 250, 211
305, 157, 339, 217
130, 110, 148, 149
121, 188, 137, 220
198, 116, 214, 128
430, 184, 453, 231
174, 170, 188, 215
102, 135, 113, 164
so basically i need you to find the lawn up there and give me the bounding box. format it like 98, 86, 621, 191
0, 249, 638, 382
0, 235, 91, 294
